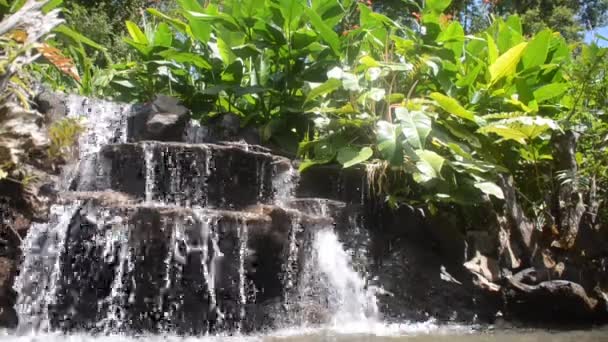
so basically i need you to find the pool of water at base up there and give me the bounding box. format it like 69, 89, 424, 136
2, 322, 607, 342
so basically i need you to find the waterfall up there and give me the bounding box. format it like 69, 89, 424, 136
312, 229, 379, 325
97, 213, 132, 332
13, 203, 80, 331
65, 95, 131, 156
144, 142, 156, 203
14, 95, 131, 332
236, 217, 249, 331
193, 212, 224, 322
12, 94, 387, 336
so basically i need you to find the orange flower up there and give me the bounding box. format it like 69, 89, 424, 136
36, 44, 80, 82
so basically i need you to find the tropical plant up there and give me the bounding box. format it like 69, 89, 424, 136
298, 0, 572, 212
115, 0, 375, 151
0, 0, 95, 179
48, 116, 85, 164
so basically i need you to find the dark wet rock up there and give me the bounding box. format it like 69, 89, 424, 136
504, 267, 607, 323
183, 113, 261, 145
0, 253, 18, 328
35, 90, 68, 124
49, 198, 331, 333
297, 165, 499, 323
128, 95, 189, 142
74, 142, 291, 209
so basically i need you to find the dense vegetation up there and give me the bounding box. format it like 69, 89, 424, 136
1, 0, 607, 231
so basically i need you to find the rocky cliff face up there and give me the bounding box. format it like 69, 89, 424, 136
2, 92, 606, 334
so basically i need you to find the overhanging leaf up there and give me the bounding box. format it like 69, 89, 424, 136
125, 21, 148, 45
533, 83, 569, 103
157, 50, 212, 69
305, 79, 341, 103
414, 150, 445, 183
430, 92, 476, 122
303, 6, 341, 56
54, 25, 106, 51
337, 147, 373, 168
376, 121, 403, 165
489, 42, 528, 84
395, 107, 432, 150
523, 29, 551, 69
478, 116, 559, 144
474, 181, 504, 199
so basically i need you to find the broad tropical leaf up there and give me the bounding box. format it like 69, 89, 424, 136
478, 116, 559, 144
523, 29, 551, 69
337, 146, 374, 168
305, 79, 341, 103
474, 181, 505, 199
430, 92, 475, 122
125, 21, 148, 45
414, 150, 445, 183
376, 121, 404, 165
303, 6, 341, 56
533, 83, 569, 103
395, 107, 432, 150
489, 42, 528, 84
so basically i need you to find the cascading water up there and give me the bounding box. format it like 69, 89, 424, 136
144, 142, 156, 203
191, 211, 224, 322
13, 95, 131, 332
97, 213, 132, 332
13, 203, 81, 331
311, 229, 380, 325
11, 94, 388, 338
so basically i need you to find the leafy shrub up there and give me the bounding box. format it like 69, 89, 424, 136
47, 117, 85, 163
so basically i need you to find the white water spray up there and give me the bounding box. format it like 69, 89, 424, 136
312, 229, 380, 325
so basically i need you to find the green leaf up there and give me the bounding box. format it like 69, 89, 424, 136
222, 60, 244, 84
157, 51, 212, 69
396, 107, 432, 150
414, 150, 445, 183
478, 116, 559, 144
426, 0, 451, 13
42, 0, 62, 13
305, 79, 341, 103
147, 8, 190, 34
523, 29, 551, 69
489, 42, 527, 84
54, 25, 107, 51
125, 21, 148, 45
187, 10, 240, 31
0, 169, 7, 180
179, 0, 215, 41
533, 83, 569, 103
429, 92, 475, 122
437, 21, 464, 57
303, 6, 341, 56
154, 23, 173, 47
337, 147, 373, 168
486, 33, 499, 64
478, 124, 528, 144
376, 121, 403, 165
292, 29, 316, 49
360, 55, 380, 68
474, 181, 504, 199
111, 79, 135, 88
217, 37, 237, 65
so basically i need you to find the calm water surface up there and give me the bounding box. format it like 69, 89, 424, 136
2, 324, 607, 342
